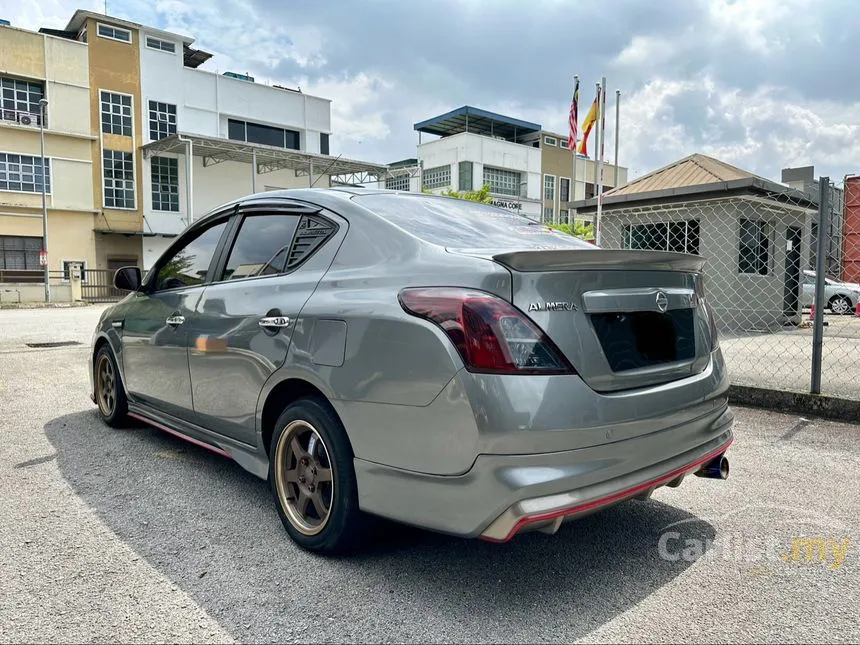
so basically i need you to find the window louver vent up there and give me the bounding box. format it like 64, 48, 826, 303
286, 214, 335, 269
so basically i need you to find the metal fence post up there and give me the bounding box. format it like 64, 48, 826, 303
811, 176, 830, 394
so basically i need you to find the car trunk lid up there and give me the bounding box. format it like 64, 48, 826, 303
450, 247, 713, 393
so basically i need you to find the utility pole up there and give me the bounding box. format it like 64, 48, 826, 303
614, 89, 621, 187
39, 98, 50, 303
594, 78, 606, 245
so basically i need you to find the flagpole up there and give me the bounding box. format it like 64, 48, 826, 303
595, 77, 606, 245
571, 75, 579, 216
614, 89, 621, 187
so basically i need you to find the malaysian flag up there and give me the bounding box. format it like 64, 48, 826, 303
568, 78, 580, 152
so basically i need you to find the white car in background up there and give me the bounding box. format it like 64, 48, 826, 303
801, 270, 860, 315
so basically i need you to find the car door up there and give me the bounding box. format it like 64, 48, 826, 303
187, 200, 341, 445
120, 213, 233, 420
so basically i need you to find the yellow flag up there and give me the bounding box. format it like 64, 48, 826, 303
577, 96, 598, 156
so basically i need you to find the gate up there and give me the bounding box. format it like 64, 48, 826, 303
81, 269, 125, 302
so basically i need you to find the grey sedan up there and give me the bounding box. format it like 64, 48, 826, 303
801, 269, 860, 315
89, 188, 733, 554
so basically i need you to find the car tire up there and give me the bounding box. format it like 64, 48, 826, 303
829, 295, 852, 315
94, 345, 129, 427
268, 396, 371, 555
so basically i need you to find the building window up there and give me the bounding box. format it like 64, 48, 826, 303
148, 101, 177, 141
151, 156, 179, 212
103, 150, 135, 209
385, 175, 411, 191
320, 133, 330, 155
423, 165, 451, 190
0, 235, 43, 271
97, 23, 131, 43
558, 139, 568, 149
543, 207, 554, 223
459, 161, 473, 192
62, 260, 88, 282
227, 118, 300, 150
100, 91, 133, 136
544, 174, 555, 201
1, 77, 45, 125
559, 209, 569, 225
145, 36, 175, 53
0, 153, 51, 193
559, 178, 570, 202
544, 136, 557, 146
483, 166, 521, 196
624, 220, 701, 255
738, 218, 771, 275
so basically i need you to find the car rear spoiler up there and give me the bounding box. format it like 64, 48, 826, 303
449, 248, 707, 273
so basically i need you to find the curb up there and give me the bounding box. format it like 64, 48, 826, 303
0, 302, 96, 310
729, 384, 860, 424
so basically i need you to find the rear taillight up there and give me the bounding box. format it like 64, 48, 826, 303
398, 287, 575, 375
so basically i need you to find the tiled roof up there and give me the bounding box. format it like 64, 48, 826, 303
606, 153, 765, 196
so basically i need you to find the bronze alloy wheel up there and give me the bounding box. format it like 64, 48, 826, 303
96, 353, 117, 416
274, 419, 335, 536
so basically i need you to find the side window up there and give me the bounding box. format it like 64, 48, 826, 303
221, 214, 299, 281
154, 220, 228, 291
219, 212, 337, 281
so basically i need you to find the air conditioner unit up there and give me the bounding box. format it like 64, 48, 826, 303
17, 112, 38, 126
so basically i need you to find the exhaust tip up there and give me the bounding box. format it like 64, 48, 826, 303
695, 454, 729, 480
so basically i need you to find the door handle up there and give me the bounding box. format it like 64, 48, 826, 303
166, 314, 186, 327
259, 315, 291, 329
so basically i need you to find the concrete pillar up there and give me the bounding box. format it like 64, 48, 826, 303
69, 262, 83, 302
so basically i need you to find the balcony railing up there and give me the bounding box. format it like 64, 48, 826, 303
0, 108, 45, 128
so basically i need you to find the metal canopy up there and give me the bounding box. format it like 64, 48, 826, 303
142, 133, 389, 179
413, 106, 541, 141
183, 44, 213, 68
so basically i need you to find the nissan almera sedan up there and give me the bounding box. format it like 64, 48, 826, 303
89, 188, 733, 554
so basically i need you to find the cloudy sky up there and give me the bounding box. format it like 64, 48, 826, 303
13, 0, 860, 184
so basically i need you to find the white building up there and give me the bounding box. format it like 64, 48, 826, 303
384, 106, 628, 225
135, 25, 384, 267
412, 107, 544, 220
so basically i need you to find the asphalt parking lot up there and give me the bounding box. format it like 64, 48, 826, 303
1, 305, 859, 644
720, 313, 860, 400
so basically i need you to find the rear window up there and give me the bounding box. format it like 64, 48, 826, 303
354, 193, 594, 250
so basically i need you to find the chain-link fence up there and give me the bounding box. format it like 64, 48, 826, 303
596, 175, 860, 401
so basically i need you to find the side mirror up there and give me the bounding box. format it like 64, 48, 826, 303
113, 266, 141, 291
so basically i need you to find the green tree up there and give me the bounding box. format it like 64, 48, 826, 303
546, 220, 595, 242
156, 250, 199, 288
423, 183, 494, 204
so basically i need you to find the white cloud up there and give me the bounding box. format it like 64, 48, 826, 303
1, 0, 857, 181
302, 73, 393, 144
615, 35, 677, 68
707, 0, 813, 54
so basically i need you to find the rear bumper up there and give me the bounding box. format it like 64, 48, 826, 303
479, 435, 732, 542
354, 402, 733, 539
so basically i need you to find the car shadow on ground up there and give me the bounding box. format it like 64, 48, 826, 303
45, 410, 716, 643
